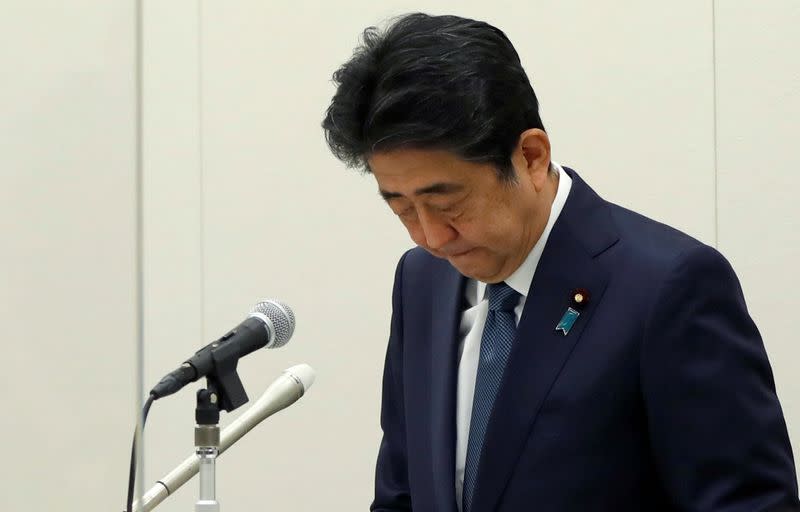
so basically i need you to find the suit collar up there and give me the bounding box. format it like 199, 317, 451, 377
559, 166, 619, 258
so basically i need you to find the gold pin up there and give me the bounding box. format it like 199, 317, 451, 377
570, 288, 590, 309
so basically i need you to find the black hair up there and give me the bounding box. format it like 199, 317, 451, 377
321, 13, 545, 181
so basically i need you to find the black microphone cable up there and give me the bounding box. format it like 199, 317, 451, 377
126, 394, 155, 512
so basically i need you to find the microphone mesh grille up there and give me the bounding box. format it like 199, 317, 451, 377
251, 299, 295, 348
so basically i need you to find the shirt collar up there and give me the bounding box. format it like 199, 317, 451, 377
474, 161, 573, 303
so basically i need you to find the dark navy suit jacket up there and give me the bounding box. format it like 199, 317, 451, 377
371, 168, 799, 511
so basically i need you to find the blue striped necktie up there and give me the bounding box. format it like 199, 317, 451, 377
462, 282, 520, 512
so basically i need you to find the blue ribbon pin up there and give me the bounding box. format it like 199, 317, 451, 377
555, 307, 580, 336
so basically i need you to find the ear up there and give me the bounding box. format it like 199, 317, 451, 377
514, 129, 551, 190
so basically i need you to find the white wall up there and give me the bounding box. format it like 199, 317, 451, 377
715, 0, 800, 452
0, 2, 138, 510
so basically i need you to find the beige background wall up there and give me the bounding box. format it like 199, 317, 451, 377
715, 0, 800, 443
1, 1, 797, 510
0, 1, 139, 510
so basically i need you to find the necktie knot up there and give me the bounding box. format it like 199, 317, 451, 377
487, 282, 520, 312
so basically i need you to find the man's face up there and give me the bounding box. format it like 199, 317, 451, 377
369, 144, 553, 283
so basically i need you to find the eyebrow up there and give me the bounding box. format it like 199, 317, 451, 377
379, 182, 464, 201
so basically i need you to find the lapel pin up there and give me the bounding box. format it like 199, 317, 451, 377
555, 288, 591, 336
571, 288, 590, 309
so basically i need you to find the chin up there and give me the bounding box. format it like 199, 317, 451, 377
449, 254, 499, 282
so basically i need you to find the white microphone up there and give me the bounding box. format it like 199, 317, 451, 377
132, 364, 316, 512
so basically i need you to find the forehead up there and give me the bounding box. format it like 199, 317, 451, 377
369, 149, 491, 190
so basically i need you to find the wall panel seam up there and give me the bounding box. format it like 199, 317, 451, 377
712, 0, 720, 248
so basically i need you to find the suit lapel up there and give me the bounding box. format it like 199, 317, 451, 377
429, 259, 466, 512
470, 168, 619, 512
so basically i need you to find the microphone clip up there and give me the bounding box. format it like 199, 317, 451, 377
205, 347, 249, 413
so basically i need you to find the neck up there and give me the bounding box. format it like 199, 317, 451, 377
490, 170, 560, 284
523, 169, 559, 252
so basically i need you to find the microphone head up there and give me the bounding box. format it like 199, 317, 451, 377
250, 299, 295, 348
284, 363, 316, 393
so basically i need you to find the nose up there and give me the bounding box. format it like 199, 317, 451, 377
416, 208, 457, 251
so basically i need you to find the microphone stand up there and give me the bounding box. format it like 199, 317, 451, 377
131, 364, 314, 512
195, 386, 221, 512
192, 344, 251, 512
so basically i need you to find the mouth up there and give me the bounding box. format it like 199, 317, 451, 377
448, 248, 474, 257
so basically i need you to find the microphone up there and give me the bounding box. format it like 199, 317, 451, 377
132, 364, 316, 512
150, 300, 295, 400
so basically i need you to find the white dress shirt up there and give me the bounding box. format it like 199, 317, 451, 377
454, 162, 572, 510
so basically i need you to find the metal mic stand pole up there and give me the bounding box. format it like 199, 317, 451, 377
195, 385, 221, 512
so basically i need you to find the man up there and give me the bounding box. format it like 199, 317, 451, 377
322, 13, 798, 512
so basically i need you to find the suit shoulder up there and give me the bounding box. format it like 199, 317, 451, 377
391, 247, 437, 290
400, 246, 450, 277
403, 246, 434, 266
607, 202, 710, 259
603, 202, 734, 281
